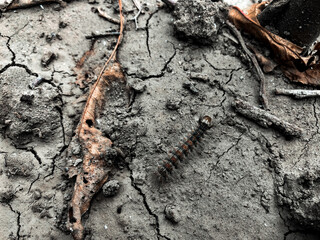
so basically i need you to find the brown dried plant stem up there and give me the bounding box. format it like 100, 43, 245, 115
227, 21, 269, 110
233, 98, 303, 138
68, 0, 125, 240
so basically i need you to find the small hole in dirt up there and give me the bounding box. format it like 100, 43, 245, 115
117, 206, 122, 214
83, 177, 88, 184
86, 119, 93, 127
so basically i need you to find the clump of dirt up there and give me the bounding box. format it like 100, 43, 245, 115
4, 152, 36, 177
173, 0, 228, 44
277, 171, 320, 231
0, 67, 62, 145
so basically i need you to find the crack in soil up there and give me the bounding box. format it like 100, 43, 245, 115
294, 99, 319, 166
126, 136, 171, 240
145, 9, 160, 57
126, 41, 177, 80
7, 202, 21, 240
206, 131, 244, 181
28, 173, 40, 193
128, 166, 171, 240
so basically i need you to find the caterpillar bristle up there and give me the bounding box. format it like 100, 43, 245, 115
157, 116, 212, 180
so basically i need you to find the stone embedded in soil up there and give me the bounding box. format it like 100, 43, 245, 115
164, 205, 181, 223
166, 97, 182, 110
173, 0, 228, 44
0, 184, 14, 203
102, 180, 120, 197
41, 51, 57, 67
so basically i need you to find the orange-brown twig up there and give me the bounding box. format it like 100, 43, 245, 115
68, 0, 125, 239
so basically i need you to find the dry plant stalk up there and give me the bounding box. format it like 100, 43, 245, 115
229, 2, 320, 86
68, 0, 125, 239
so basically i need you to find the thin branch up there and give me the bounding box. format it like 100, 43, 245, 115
85, 32, 120, 39
131, 0, 142, 29
227, 21, 269, 110
275, 88, 320, 99
97, 7, 120, 24
233, 98, 303, 138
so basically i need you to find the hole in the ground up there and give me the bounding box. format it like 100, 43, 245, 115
117, 205, 122, 214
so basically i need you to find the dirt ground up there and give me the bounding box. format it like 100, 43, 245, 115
1, 0, 320, 239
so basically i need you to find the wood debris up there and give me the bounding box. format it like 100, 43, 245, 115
130, 0, 142, 29
227, 21, 269, 110
97, 7, 120, 24
233, 98, 303, 138
68, 0, 125, 239
275, 88, 320, 99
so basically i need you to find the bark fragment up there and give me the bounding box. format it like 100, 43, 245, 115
232, 98, 303, 138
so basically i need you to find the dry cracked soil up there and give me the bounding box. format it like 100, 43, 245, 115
1, 0, 320, 239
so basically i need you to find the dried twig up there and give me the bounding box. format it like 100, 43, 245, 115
275, 88, 320, 99
227, 21, 269, 110
68, 0, 125, 239
97, 7, 120, 24
233, 98, 303, 138
85, 32, 120, 39
131, 0, 142, 29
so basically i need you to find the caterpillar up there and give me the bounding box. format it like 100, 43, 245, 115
158, 116, 212, 179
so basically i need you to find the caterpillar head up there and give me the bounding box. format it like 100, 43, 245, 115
199, 116, 212, 128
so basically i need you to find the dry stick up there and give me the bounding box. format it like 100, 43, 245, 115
131, 0, 142, 29
233, 98, 303, 138
227, 21, 269, 110
85, 32, 120, 39
275, 88, 320, 99
97, 7, 120, 24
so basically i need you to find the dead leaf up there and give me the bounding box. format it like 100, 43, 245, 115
228, 3, 320, 85
247, 43, 277, 73
68, 0, 125, 239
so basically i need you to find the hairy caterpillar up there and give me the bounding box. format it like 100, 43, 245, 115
158, 116, 212, 179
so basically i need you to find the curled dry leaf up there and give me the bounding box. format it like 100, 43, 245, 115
228, 2, 320, 86
68, 0, 125, 239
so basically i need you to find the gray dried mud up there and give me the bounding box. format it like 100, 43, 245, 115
0, 0, 320, 239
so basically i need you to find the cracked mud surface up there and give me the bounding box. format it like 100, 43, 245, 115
1, 0, 320, 239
